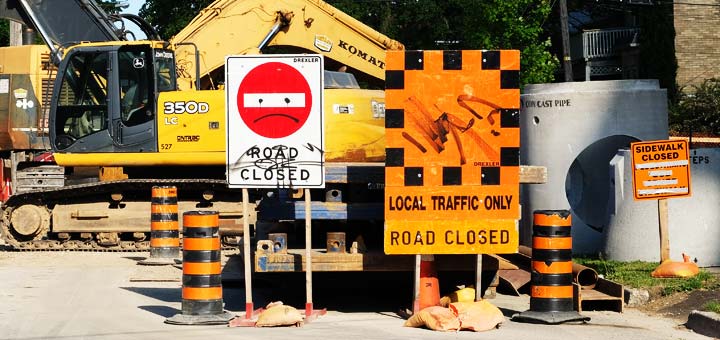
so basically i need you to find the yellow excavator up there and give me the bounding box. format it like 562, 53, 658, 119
0, 0, 403, 252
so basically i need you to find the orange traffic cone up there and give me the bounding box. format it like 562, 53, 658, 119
416, 255, 441, 312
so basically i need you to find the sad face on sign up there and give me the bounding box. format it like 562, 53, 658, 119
237, 62, 312, 138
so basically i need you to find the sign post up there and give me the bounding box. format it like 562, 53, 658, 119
630, 139, 691, 264
226, 55, 325, 322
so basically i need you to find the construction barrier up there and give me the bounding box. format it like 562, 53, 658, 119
166, 211, 234, 325
140, 186, 179, 265
512, 210, 589, 324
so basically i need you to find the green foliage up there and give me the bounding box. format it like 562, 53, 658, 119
704, 300, 720, 314
97, 0, 123, 15
327, 0, 558, 87
574, 258, 719, 296
638, 4, 677, 102
669, 78, 720, 136
139, 0, 214, 40
0, 20, 8, 47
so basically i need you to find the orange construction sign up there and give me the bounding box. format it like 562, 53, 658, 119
384, 50, 520, 255
630, 140, 691, 200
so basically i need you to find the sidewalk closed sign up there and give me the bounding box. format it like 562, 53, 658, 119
630, 139, 691, 200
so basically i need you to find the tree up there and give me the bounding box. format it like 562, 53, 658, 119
327, 0, 558, 86
138, 0, 558, 85
139, 0, 214, 40
97, 0, 124, 15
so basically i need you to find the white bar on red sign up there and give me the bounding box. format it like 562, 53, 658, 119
243, 93, 305, 107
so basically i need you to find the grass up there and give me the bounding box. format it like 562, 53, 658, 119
574, 258, 720, 296
705, 300, 720, 313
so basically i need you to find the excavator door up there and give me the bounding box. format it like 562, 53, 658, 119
49, 43, 171, 153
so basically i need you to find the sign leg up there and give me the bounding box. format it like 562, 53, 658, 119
305, 188, 313, 317
658, 198, 670, 262
475, 254, 483, 301
243, 189, 253, 319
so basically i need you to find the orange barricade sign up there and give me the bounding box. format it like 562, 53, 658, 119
384, 50, 520, 254
630, 140, 691, 200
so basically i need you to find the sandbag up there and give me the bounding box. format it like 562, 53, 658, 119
403, 306, 460, 331
449, 301, 504, 332
255, 304, 304, 327
440, 287, 476, 307
651, 260, 699, 278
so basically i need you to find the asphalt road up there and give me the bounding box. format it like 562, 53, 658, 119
0, 251, 711, 340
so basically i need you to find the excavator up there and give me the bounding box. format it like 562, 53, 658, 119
0, 0, 403, 252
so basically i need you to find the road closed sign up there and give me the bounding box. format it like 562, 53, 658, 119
383, 50, 521, 255
226, 55, 325, 188
630, 139, 691, 200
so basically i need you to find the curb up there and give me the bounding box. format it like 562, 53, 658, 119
686, 310, 720, 338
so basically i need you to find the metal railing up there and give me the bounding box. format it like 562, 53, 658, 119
583, 28, 640, 60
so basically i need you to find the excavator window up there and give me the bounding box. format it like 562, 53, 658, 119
119, 46, 154, 126
54, 51, 109, 149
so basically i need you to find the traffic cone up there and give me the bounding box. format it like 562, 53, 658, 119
1, 177, 11, 201
415, 255, 441, 312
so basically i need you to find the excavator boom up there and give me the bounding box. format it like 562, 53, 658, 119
170, 0, 403, 90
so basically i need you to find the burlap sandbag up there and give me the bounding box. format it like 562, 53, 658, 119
403, 306, 460, 331
449, 300, 504, 332
255, 304, 304, 327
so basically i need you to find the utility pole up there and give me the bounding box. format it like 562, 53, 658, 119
559, 0, 573, 82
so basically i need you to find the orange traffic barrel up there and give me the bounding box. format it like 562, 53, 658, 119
139, 186, 180, 265
166, 211, 234, 325
512, 210, 589, 324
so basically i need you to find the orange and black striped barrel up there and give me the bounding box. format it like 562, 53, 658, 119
530, 210, 574, 313
181, 211, 223, 316
150, 186, 179, 259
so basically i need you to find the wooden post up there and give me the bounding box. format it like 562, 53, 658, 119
242, 189, 253, 319
413, 254, 421, 312
305, 188, 313, 316
475, 254, 483, 301
658, 198, 670, 262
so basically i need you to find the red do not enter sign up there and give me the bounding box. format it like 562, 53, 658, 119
236, 62, 312, 138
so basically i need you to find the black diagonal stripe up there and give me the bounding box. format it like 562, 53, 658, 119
182, 250, 221, 263
151, 213, 178, 222
442, 167, 461, 186
481, 167, 500, 185
386, 70, 405, 89
482, 51, 500, 70
500, 147, 519, 166
405, 50, 424, 70
530, 297, 574, 312
531, 273, 574, 286
385, 109, 404, 128
151, 196, 178, 204
404, 167, 423, 186
182, 274, 222, 287
183, 227, 219, 238
500, 109, 520, 128
443, 50, 462, 70
535, 210, 571, 219
151, 230, 179, 239
532, 226, 571, 237
532, 249, 573, 263
501, 70, 520, 89
386, 148, 404, 167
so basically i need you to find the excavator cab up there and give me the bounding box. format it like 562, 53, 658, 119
49, 42, 176, 154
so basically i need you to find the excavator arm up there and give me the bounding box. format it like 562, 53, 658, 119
170, 0, 404, 90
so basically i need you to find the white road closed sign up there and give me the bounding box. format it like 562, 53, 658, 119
226, 55, 325, 188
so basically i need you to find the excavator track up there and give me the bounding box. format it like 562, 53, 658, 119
0, 178, 251, 252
